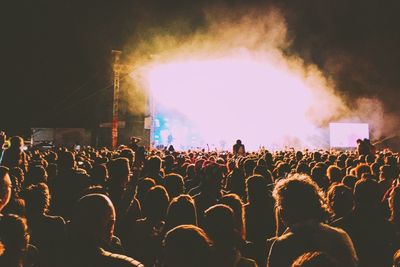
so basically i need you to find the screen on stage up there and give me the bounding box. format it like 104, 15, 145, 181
329, 123, 369, 148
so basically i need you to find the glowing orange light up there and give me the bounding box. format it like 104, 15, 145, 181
133, 49, 343, 150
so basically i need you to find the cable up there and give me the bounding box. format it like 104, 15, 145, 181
52, 70, 100, 108
51, 72, 131, 117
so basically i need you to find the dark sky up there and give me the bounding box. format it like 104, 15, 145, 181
2, 0, 400, 134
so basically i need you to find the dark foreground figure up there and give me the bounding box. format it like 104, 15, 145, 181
0, 134, 399, 267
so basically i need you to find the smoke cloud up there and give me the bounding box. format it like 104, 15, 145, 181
121, 5, 397, 149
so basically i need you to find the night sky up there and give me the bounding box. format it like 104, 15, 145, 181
2, 0, 400, 135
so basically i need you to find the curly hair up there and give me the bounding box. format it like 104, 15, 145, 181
24, 183, 51, 215
273, 174, 330, 226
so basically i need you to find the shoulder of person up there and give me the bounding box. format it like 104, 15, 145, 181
100, 248, 144, 267
237, 256, 258, 267
44, 214, 67, 225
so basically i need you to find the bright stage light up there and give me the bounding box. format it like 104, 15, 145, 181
133, 50, 341, 151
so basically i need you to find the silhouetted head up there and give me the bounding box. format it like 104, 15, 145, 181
89, 163, 109, 186
148, 156, 162, 173
25, 165, 48, 186
163, 225, 211, 267
243, 159, 256, 177
201, 163, 223, 194
136, 178, 156, 204
0, 166, 11, 212
246, 174, 271, 205
341, 175, 357, 191
227, 167, 246, 197
72, 194, 116, 245
311, 165, 329, 191
327, 165, 342, 184
164, 155, 175, 169
273, 174, 329, 226
9, 136, 24, 150
57, 151, 75, 170
143, 185, 170, 222
236, 140, 242, 145
380, 164, 397, 181
355, 164, 371, 179
107, 157, 131, 188
253, 164, 272, 180
165, 195, 197, 232
327, 184, 354, 218
354, 178, 380, 209
164, 173, 184, 199
296, 162, 310, 175
204, 204, 239, 248
219, 194, 246, 239
0, 214, 29, 257
24, 183, 50, 216
119, 148, 134, 166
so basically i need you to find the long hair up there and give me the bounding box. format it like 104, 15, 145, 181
219, 193, 246, 240
273, 174, 330, 226
390, 186, 400, 223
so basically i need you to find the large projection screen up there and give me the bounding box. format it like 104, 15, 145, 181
329, 123, 369, 148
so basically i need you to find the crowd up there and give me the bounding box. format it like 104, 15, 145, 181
0, 133, 399, 267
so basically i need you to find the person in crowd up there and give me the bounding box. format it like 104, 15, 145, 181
245, 175, 276, 267
310, 165, 329, 192
0, 136, 29, 173
25, 165, 48, 187
65, 193, 143, 267
268, 174, 358, 267
89, 163, 109, 187
0, 166, 12, 214
357, 139, 371, 156
388, 186, 400, 236
162, 224, 212, 267
327, 183, 354, 222
342, 175, 358, 191
0, 131, 6, 157
333, 178, 396, 267
327, 165, 343, 184
144, 156, 164, 185
164, 194, 197, 233
164, 173, 184, 199
204, 204, 257, 267
193, 163, 224, 224
9, 167, 25, 192
128, 137, 141, 153
23, 183, 66, 267
51, 151, 89, 219
0, 214, 38, 267
164, 155, 176, 174
233, 140, 246, 157
120, 148, 135, 169
107, 157, 132, 217
220, 193, 246, 240
379, 164, 397, 197
394, 249, 400, 267
125, 185, 170, 266
135, 177, 156, 206
226, 167, 247, 201
184, 164, 199, 191
1, 134, 399, 267
355, 164, 371, 179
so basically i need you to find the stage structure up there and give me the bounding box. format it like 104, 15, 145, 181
111, 50, 122, 149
